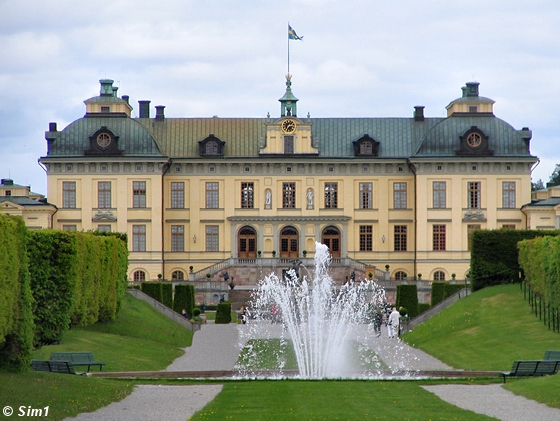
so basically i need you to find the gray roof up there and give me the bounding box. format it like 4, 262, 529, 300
0, 196, 54, 207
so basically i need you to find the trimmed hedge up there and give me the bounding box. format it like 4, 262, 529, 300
396, 284, 419, 318
173, 284, 195, 317
215, 302, 232, 324
28, 230, 129, 345
417, 302, 431, 315
519, 235, 560, 310
470, 229, 560, 291
141, 282, 162, 303
0, 215, 34, 372
431, 282, 446, 307
162, 283, 173, 309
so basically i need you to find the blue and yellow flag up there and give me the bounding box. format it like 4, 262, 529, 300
288, 25, 303, 40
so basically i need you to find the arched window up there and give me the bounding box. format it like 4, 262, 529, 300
395, 271, 407, 280
433, 271, 446, 281
172, 270, 184, 280
133, 270, 146, 282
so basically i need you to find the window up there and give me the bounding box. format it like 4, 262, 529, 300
284, 136, 294, 154
468, 105, 478, 113
133, 270, 145, 282
395, 271, 407, 280
172, 270, 184, 281
360, 142, 373, 154
433, 271, 446, 281
433, 181, 446, 209
205, 182, 219, 208
241, 182, 254, 208
393, 183, 407, 209
468, 182, 480, 209
359, 225, 372, 251
98, 181, 111, 209
206, 225, 219, 251
63, 181, 76, 208
133, 181, 147, 208
97, 225, 111, 232
171, 182, 184, 209
324, 182, 338, 208
502, 182, 516, 208
171, 225, 184, 252
433, 225, 446, 251
205, 141, 219, 155
394, 225, 407, 251
133, 225, 146, 251
467, 224, 481, 250
101, 106, 110, 113
360, 183, 372, 209
282, 182, 296, 208
63, 225, 77, 232
502, 224, 516, 229
4, 190, 11, 196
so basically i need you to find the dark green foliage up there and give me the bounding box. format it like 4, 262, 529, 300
141, 282, 162, 303
417, 302, 431, 315
443, 284, 464, 299
215, 302, 232, 324
186, 285, 195, 317
173, 285, 190, 315
192, 307, 201, 317
27, 230, 128, 345
0, 216, 34, 372
396, 284, 419, 318
28, 230, 77, 345
161, 283, 173, 308
431, 282, 445, 306
470, 229, 560, 291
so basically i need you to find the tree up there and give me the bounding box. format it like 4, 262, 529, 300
549, 164, 560, 187
532, 179, 545, 191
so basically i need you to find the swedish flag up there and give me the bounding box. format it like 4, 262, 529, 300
288, 25, 303, 40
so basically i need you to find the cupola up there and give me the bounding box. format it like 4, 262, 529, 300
445, 82, 495, 117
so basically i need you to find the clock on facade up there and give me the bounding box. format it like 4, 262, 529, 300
281, 119, 297, 134
466, 132, 482, 148
97, 133, 112, 148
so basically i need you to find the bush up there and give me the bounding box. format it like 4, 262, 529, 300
141, 282, 162, 303
417, 302, 431, 315
396, 284, 419, 318
161, 283, 173, 308
193, 307, 201, 317
431, 282, 446, 307
470, 229, 560, 291
215, 302, 232, 324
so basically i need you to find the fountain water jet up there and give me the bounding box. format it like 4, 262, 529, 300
238, 242, 387, 379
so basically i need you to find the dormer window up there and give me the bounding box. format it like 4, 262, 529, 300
85, 127, 122, 156
353, 134, 380, 157
199, 134, 225, 156
456, 126, 494, 157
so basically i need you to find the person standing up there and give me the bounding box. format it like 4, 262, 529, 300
388, 307, 400, 338
373, 307, 383, 337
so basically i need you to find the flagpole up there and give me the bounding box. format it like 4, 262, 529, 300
287, 22, 290, 74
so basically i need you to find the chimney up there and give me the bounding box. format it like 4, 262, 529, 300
138, 100, 151, 118
49, 122, 57, 132
99, 79, 114, 96
413, 106, 425, 122
122, 95, 130, 104
465, 82, 480, 97
155, 105, 165, 122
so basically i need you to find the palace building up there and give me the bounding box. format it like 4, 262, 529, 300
39, 77, 537, 286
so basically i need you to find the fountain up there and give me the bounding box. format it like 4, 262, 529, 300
237, 242, 390, 379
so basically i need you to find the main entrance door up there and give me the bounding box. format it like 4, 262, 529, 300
238, 226, 257, 258
280, 226, 299, 258
322, 226, 341, 258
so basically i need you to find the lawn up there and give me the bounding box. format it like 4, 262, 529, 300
2, 284, 559, 421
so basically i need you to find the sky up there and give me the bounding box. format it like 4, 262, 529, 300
1, 0, 559, 196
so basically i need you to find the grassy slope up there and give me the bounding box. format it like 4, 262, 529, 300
402, 284, 559, 371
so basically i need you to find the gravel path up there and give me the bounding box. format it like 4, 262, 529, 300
65, 323, 560, 420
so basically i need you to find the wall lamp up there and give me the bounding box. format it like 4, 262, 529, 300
382, 235, 386, 243
193, 235, 197, 243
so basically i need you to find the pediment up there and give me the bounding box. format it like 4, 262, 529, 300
92, 210, 117, 222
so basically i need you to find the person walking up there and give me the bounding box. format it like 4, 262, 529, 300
387, 307, 400, 338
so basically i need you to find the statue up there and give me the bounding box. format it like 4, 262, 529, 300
307, 189, 314, 208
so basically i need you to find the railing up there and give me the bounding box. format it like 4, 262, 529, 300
191, 256, 385, 282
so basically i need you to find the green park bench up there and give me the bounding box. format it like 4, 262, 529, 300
32, 359, 85, 375
544, 350, 560, 360
49, 351, 105, 372
500, 360, 560, 383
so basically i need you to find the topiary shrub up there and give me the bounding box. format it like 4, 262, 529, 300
193, 307, 201, 317
417, 302, 431, 315
396, 284, 419, 318
161, 283, 173, 308
215, 302, 232, 324
431, 282, 446, 307
141, 282, 162, 303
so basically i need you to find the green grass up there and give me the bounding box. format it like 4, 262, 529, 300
32, 293, 193, 372
190, 380, 496, 420
402, 284, 560, 371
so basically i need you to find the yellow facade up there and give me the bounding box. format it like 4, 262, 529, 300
40, 79, 537, 284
